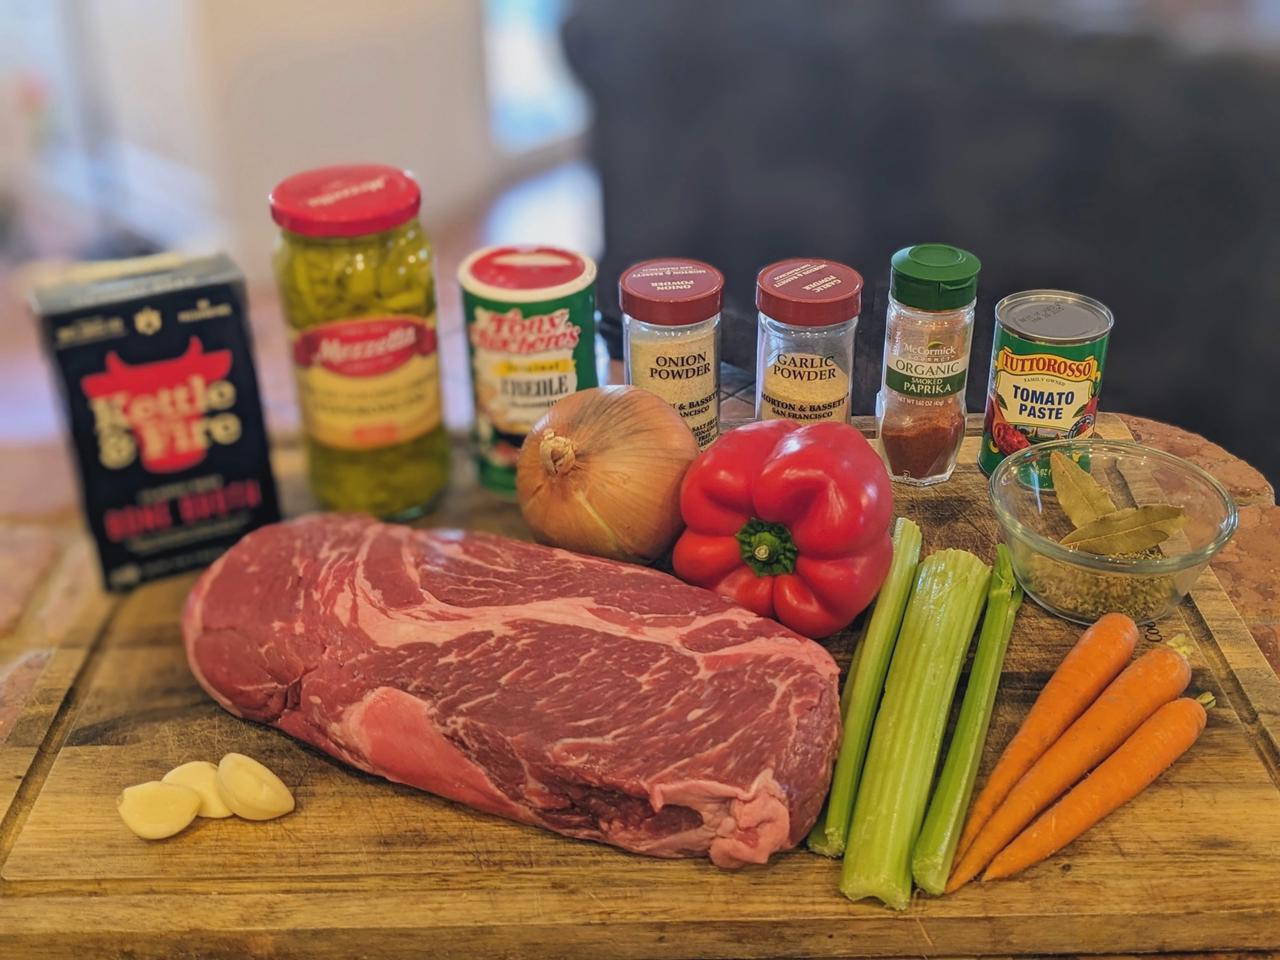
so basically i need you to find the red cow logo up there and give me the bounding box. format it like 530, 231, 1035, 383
80, 338, 242, 473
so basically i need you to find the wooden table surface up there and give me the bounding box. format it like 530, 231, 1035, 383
1, 412, 1279, 959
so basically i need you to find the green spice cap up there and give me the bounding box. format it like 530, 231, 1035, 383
889, 244, 981, 311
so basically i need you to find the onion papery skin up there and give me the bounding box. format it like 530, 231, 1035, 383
516, 386, 699, 563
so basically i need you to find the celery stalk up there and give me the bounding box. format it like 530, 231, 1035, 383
808, 518, 922, 858
839, 549, 991, 909
911, 544, 1023, 895
839, 624, 865, 718
805, 635, 863, 855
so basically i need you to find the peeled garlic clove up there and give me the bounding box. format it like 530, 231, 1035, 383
216, 753, 295, 821
163, 760, 233, 818
117, 781, 201, 839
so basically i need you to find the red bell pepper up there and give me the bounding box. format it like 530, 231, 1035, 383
672, 419, 893, 638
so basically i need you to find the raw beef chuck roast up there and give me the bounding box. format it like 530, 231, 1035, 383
183, 515, 841, 867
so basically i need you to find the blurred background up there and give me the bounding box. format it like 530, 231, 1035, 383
2, 0, 1278, 482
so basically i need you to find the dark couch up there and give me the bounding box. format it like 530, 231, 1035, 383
565, 0, 1280, 483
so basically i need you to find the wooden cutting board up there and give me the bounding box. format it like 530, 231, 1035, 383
2, 414, 1279, 959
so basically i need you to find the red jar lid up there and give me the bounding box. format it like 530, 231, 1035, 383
457, 245, 597, 302
755, 258, 863, 327
618, 258, 724, 326
269, 164, 421, 238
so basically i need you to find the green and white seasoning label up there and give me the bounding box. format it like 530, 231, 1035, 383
884, 341, 968, 400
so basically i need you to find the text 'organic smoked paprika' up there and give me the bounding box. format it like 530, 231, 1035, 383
877, 243, 981, 486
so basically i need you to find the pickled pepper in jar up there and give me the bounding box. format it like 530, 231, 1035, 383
269, 164, 449, 519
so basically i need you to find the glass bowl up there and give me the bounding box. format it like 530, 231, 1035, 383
988, 439, 1238, 624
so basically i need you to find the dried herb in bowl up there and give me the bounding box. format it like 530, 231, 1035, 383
993, 441, 1237, 625
1060, 505, 1186, 554
1050, 453, 1186, 554
1050, 452, 1116, 527
1024, 552, 1177, 623
1031, 452, 1186, 621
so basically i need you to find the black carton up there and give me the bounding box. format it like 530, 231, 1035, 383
32, 253, 281, 590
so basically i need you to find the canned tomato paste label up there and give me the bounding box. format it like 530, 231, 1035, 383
291, 313, 440, 450
979, 290, 1113, 476
32, 253, 279, 591
458, 245, 597, 492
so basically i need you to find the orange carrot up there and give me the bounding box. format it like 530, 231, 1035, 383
984, 693, 1213, 881
946, 638, 1192, 892
954, 612, 1139, 861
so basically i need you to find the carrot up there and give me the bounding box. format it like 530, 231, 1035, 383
946, 637, 1192, 892
984, 693, 1213, 881
954, 612, 1139, 861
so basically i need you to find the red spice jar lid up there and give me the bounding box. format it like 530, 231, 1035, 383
269, 164, 421, 238
618, 258, 724, 327
755, 258, 863, 327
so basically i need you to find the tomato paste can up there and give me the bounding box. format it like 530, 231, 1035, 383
979, 290, 1113, 476
457, 245, 598, 492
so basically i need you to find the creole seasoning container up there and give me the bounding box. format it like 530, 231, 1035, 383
270, 164, 449, 520
458, 245, 598, 492
979, 290, 1113, 475
754, 259, 863, 423
877, 244, 981, 485
620, 258, 723, 449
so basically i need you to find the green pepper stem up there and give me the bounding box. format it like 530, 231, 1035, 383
737, 518, 798, 577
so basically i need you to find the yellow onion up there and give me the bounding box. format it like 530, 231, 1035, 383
517, 386, 699, 563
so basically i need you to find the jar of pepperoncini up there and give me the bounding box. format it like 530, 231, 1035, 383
269, 164, 449, 519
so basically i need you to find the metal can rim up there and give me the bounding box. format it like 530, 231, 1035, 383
994, 289, 1114, 345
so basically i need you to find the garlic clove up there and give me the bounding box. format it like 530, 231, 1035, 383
117, 781, 202, 839
216, 753, 295, 821
163, 760, 233, 818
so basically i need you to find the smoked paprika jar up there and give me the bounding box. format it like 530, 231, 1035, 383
876, 244, 981, 485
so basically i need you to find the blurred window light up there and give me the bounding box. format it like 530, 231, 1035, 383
484, 0, 590, 152
482, 160, 602, 257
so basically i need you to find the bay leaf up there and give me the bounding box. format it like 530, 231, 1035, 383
1050, 451, 1117, 528
1060, 504, 1186, 555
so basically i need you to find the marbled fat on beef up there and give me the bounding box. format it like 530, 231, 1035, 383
182, 515, 840, 867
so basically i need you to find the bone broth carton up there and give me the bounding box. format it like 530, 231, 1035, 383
32, 253, 280, 590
